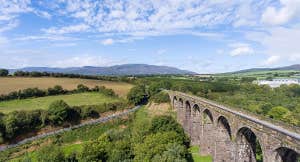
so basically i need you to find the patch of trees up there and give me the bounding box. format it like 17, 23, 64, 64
0, 99, 128, 143
0, 69, 9, 76
31, 115, 190, 162
13, 70, 134, 83
0, 85, 127, 143
0, 84, 117, 102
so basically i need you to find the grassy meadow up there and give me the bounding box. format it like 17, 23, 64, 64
0, 92, 121, 113
0, 77, 133, 97
215, 70, 300, 79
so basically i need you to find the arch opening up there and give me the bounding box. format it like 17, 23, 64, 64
203, 109, 213, 124
236, 127, 263, 162
173, 96, 177, 108
185, 101, 191, 117
183, 100, 192, 135
192, 104, 200, 117
217, 116, 232, 140
275, 147, 299, 162
178, 98, 183, 109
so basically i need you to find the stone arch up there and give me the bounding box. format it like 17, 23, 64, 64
202, 109, 213, 124
173, 96, 177, 108
275, 147, 299, 162
178, 98, 183, 109
183, 100, 192, 136
192, 104, 200, 117
235, 127, 263, 162
213, 115, 235, 161
217, 116, 232, 140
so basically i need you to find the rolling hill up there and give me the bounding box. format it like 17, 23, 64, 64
229, 64, 300, 74
8, 64, 197, 75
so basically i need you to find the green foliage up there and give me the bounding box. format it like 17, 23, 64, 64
36, 145, 65, 162
127, 84, 148, 105
133, 131, 187, 161
79, 134, 110, 161
267, 106, 290, 120
0, 69, 9, 76
150, 115, 185, 136
48, 100, 70, 125
47, 85, 65, 95
151, 91, 170, 103
77, 84, 90, 92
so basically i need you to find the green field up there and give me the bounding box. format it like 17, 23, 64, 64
189, 146, 212, 162
215, 70, 300, 79
0, 92, 121, 113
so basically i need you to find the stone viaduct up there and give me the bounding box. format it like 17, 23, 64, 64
167, 90, 300, 162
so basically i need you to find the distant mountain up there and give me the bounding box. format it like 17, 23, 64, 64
230, 64, 300, 74
8, 64, 197, 76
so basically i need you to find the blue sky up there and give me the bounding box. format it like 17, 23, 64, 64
0, 0, 300, 73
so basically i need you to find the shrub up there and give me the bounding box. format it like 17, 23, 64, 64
151, 91, 170, 103
36, 145, 65, 162
48, 100, 70, 126
77, 84, 90, 92
0, 69, 9, 76
127, 85, 148, 105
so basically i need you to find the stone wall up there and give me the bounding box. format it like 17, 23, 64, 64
169, 90, 300, 162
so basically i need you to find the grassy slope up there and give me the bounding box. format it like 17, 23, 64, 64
216, 70, 300, 79
0, 92, 121, 113
6, 104, 213, 162
189, 146, 212, 162
0, 77, 133, 97
5, 116, 130, 161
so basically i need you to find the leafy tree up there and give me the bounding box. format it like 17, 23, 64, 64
77, 84, 90, 92
127, 84, 148, 105
267, 106, 290, 120
79, 133, 110, 161
0, 69, 9, 76
48, 100, 70, 125
36, 145, 65, 162
151, 91, 170, 103
47, 85, 64, 95
134, 131, 185, 161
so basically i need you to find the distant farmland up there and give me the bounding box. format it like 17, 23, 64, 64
0, 92, 121, 113
0, 77, 133, 97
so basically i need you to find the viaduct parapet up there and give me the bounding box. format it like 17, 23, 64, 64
168, 90, 300, 162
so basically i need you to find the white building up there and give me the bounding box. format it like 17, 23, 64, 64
255, 78, 300, 88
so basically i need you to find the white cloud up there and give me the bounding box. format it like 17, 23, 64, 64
54, 55, 124, 67
42, 24, 90, 34
261, 0, 300, 25
264, 55, 280, 65
229, 43, 254, 56
246, 26, 300, 62
101, 38, 114, 45
40, 0, 264, 38
0, 0, 32, 33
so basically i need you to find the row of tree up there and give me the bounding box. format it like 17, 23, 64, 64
0, 84, 117, 102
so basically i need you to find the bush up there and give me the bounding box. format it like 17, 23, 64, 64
77, 84, 90, 92
0, 69, 9, 76
151, 91, 170, 103
47, 85, 64, 95
48, 100, 70, 126
127, 85, 148, 105
36, 145, 65, 162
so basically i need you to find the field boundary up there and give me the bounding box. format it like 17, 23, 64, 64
0, 105, 141, 152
